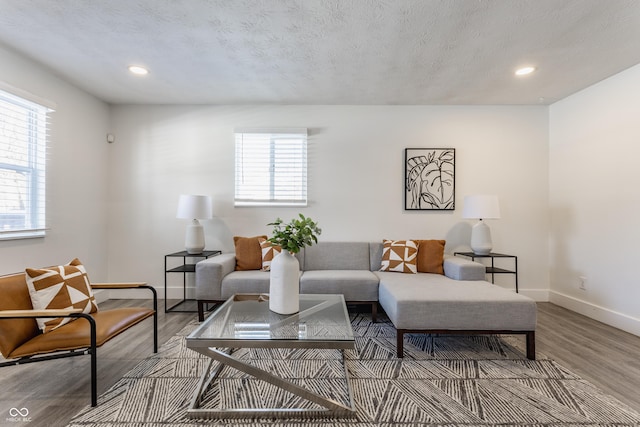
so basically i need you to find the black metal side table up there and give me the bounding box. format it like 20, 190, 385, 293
164, 250, 221, 312
453, 252, 518, 293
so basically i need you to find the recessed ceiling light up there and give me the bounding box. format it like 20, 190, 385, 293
515, 66, 536, 76
128, 65, 149, 75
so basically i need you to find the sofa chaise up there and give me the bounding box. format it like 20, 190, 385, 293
195, 240, 537, 359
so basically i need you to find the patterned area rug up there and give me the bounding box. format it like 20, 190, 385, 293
68, 314, 640, 426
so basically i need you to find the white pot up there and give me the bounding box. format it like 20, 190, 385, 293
269, 250, 300, 314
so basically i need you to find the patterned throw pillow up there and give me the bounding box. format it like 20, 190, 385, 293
233, 235, 267, 271
259, 238, 282, 271
414, 239, 446, 274
380, 240, 418, 274
25, 258, 98, 333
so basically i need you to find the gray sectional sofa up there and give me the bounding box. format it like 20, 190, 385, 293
195, 241, 537, 359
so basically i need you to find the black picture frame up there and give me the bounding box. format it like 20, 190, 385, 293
404, 148, 455, 210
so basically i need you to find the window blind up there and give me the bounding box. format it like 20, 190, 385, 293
235, 128, 307, 206
0, 89, 50, 239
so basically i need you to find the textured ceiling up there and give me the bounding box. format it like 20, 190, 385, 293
0, 0, 639, 105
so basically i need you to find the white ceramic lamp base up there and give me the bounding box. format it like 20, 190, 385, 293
184, 219, 205, 254
470, 220, 493, 255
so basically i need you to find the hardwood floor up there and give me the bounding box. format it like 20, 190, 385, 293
533, 303, 640, 412
0, 299, 192, 427
1, 301, 638, 427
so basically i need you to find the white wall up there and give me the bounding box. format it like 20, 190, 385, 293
549, 64, 640, 335
0, 45, 551, 306
0, 44, 110, 280
4, 36, 638, 337
109, 105, 550, 300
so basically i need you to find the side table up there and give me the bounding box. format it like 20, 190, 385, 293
165, 250, 221, 312
453, 252, 518, 293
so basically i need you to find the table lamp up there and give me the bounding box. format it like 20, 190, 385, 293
462, 195, 501, 255
176, 194, 213, 254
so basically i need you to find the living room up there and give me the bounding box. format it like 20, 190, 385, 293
1, 1, 639, 426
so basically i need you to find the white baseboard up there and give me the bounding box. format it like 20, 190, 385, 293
518, 288, 549, 302
549, 290, 640, 337
105, 285, 193, 300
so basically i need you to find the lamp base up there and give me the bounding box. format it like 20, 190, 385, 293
185, 219, 205, 254
470, 220, 493, 255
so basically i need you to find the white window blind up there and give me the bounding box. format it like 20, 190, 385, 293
235, 128, 307, 206
0, 89, 50, 239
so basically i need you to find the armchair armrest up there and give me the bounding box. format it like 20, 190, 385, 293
0, 308, 83, 318
90, 282, 157, 317
91, 282, 147, 289
443, 255, 486, 281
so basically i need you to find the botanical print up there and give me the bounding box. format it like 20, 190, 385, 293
405, 148, 455, 210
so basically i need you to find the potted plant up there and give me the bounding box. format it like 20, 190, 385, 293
266, 214, 321, 314
267, 214, 321, 253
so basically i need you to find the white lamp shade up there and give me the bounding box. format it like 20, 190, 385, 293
462, 195, 501, 219
176, 195, 213, 219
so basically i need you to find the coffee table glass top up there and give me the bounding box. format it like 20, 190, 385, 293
188, 294, 354, 348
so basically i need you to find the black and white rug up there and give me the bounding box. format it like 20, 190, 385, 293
68, 315, 640, 426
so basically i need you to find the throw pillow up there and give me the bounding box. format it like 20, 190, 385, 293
25, 258, 98, 333
414, 239, 446, 274
258, 238, 282, 271
380, 240, 418, 274
233, 235, 267, 271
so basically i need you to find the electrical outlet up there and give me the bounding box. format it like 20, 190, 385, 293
578, 276, 587, 290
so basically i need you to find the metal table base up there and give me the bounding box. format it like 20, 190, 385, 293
187, 347, 356, 419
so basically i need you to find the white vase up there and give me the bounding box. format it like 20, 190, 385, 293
269, 251, 300, 314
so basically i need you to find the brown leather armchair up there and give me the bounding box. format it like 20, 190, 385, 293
0, 272, 158, 407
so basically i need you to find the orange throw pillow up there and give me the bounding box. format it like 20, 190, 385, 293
233, 235, 267, 271
414, 239, 445, 274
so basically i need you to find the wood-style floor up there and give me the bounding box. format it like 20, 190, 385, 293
1, 301, 638, 427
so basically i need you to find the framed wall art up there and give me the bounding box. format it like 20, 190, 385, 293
404, 148, 455, 210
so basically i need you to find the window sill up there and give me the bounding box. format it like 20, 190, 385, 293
0, 230, 46, 241
234, 201, 308, 207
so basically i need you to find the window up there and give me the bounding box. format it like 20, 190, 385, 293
0, 88, 50, 240
235, 128, 307, 206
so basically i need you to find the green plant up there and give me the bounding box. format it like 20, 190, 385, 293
267, 214, 321, 254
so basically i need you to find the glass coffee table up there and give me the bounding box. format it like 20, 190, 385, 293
186, 293, 356, 419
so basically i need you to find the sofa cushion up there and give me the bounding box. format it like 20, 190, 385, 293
380, 240, 418, 274
300, 270, 379, 301
233, 235, 266, 271
415, 239, 445, 274
303, 242, 371, 271
376, 271, 536, 331
25, 258, 98, 333
258, 237, 281, 271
